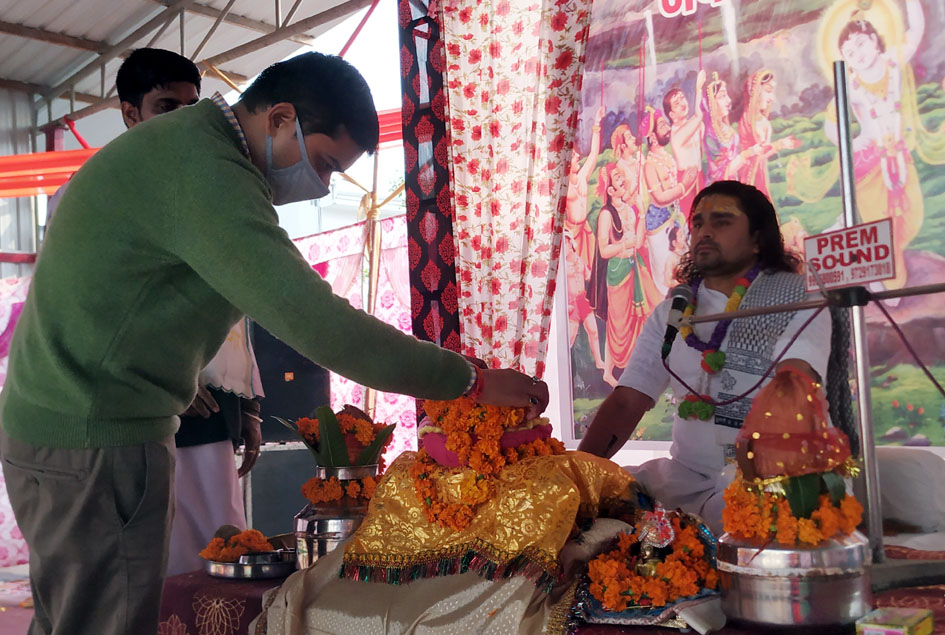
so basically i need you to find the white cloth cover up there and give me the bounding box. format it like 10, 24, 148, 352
167, 440, 246, 576
199, 316, 264, 399
876, 445, 945, 532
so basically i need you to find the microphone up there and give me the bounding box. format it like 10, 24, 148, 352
661, 284, 694, 360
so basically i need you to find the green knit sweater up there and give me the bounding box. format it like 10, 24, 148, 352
1, 99, 470, 448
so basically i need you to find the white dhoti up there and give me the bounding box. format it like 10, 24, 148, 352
618, 272, 833, 536
167, 440, 245, 576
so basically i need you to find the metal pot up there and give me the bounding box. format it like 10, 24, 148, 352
717, 531, 872, 626
294, 464, 377, 569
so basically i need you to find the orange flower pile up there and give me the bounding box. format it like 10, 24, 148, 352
199, 529, 273, 563
301, 474, 379, 505
411, 397, 564, 531
296, 416, 320, 444
587, 516, 718, 612
295, 412, 391, 458
722, 476, 863, 547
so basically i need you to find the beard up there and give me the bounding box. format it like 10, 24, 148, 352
656, 129, 672, 147
692, 246, 756, 278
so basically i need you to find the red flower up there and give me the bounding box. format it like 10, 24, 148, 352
512, 21, 524, 36
554, 50, 574, 70
892, 400, 899, 408
468, 48, 482, 65
489, 41, 502, 58
524, 341, 539, 358
480, 12, 489, 27
530, 259, 549, 278
463, 82, 476, 99
496, 158, 509, 174
447, 42, 460, 57
495, 236, 509, 253
471, 125, 482, 141
549, 132, 566, 153
545, 94, 562, 114
489, 120, 502, 137
550, 11, 568, 31
491, 278, 502, 295
459, 6, 473, 23
495, 315, 508, 333
496, 1, 510, 16
496, 78, 510, 95
907, 404, 914, 412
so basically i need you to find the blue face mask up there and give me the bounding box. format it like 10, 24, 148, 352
265, 118, 330, 205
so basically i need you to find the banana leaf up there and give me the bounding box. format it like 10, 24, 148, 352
315, 405, 351, 467
821, 471, 846, 506
355, 424, 396, 466
783, 473, 822, 519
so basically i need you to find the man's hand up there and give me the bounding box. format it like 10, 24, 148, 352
477, 368, 550, 421
183, 385, 219, 418
237, 402, 262, 478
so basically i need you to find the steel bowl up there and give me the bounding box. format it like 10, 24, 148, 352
717, 531, 872, 626
204, 549, 298, 579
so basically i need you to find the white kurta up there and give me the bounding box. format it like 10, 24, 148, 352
617, 272, 831, 532
167, 317, 264, 576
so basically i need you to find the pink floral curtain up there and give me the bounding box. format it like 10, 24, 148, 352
441, 0, 592, 376
293, 215, 418, 463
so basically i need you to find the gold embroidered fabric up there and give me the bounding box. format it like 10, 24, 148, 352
343, 451, 637, 578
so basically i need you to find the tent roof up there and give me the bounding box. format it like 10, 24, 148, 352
0, 0, 372, 132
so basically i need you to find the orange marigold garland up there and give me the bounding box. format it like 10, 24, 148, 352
722, 472, 863, 548
587, 515, 718, 612
412, 397, 565, 531
199, 529, 273, 563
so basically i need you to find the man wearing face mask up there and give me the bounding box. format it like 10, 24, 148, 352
0, 52, 549, 635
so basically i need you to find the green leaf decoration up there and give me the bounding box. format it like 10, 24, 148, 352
783, 473, 821, 519
821, 471, 846, 506
273, 416, 322, 463
315, 405, 351, 468
703, 351, 726, 373
355, 424, 396, 466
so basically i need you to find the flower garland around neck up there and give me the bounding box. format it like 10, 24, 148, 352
410, 397, 564, 532
676, 264, 761, 421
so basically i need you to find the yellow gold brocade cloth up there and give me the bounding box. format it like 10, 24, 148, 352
342, 451, 638, 588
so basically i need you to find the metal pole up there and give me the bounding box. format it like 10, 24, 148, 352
834, 60, 883, 564
363, 152, 382, 420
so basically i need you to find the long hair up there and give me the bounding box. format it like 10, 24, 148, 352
674, 180, 802, 284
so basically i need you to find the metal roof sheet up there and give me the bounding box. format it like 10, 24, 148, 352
0, 0, 368, 129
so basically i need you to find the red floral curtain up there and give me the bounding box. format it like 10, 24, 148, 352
442, 0, 592, 376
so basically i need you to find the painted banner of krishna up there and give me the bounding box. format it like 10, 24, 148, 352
564, 0, 945, 446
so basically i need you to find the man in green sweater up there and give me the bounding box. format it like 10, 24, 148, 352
0, 52, 548, 635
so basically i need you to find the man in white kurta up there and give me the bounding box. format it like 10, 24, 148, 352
579, 180, 832, 534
